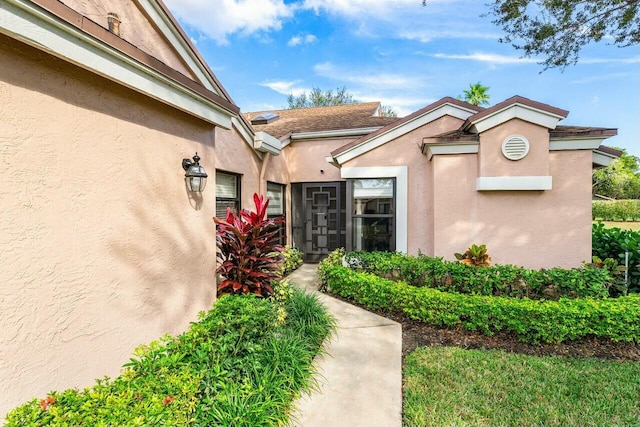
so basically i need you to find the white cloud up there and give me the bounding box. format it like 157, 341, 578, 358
355, 94, 437, 116
399, 29, 500, 43
571, 72, 631, 84
287, 33, 318, 47
580, 57, 640, 64
313, 62, 423, 88
164, 0, 294, 44
260, 80, 308, 96
432, 52, 538, 64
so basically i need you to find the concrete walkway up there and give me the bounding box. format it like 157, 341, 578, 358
287, 264, 402, 427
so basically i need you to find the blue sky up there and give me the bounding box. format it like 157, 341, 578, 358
164, 0, 640, 156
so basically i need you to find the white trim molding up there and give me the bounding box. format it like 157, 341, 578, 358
549, 138, 605, 151
467, 103, 565, 133
290, 127, 382, 141
0, 0, 234, 128
341, 166, 408, 253
592, 150, 617, 167
253, 132, 282, 155
422, 142, 479, 160
476, 176, 552, 191
334, 103, 476, 165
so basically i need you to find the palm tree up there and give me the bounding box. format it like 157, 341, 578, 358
461, 82, 490, 106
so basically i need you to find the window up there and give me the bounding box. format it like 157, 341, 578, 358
215, 171, 240, 218
266, 182, 286, 245
349, 178, 395, 252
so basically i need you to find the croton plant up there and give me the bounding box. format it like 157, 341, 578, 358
214, 193, 285, 297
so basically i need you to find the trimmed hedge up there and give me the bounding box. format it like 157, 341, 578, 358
592, 199, 640, 221
319, 264, 640, 344
344, 251, 614, 299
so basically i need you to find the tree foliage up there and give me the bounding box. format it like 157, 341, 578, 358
593, 148, 640, 199
458, 82, 491, 106
286, 86, 398, 117
486, 0, 640, 69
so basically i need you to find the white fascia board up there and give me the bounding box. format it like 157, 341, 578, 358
476, 176, 552, 191
137, 0, 225, 97
592, 151, 616, 167
341, 166, 408, 253
549, 138, 604, 151
423, 142, 479, 160
334, 103, 476, 165
470, 104, 564, 133
254, 131, 282, 155
290, 127, 382, 140
1, 0, 233, 128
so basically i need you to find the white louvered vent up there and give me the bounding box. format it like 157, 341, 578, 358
501, 135, 530, 161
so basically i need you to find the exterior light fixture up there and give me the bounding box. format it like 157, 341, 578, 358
182, 152, 207, 192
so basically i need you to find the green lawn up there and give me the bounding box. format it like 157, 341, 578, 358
403, 346, 639, 427
593, 220, 640, 231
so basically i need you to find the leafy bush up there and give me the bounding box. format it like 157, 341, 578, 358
278, 246, 303, 277
343, 251, 612, 299
592, 199, 640, 221
319, 264, 640, 344
215, 193, 284, 297
5, 289, 336, 427
592, 222, 640, 293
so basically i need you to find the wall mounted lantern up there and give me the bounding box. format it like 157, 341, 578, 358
182, 152, 208, 192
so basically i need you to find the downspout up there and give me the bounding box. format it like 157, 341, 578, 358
259, 152, 271, 195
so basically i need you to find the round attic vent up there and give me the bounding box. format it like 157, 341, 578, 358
501, 135, 530, 160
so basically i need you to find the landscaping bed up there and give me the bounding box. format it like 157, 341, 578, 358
5, 284, 335, 427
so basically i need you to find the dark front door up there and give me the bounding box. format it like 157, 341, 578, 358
302, 183, 343, 262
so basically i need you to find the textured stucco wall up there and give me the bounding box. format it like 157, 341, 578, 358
286, 138, 356, 183
478, 118, 550, 177
61, 0, 196, 80
0, 35, 219, 418
214, 127, 263, 210
431, 150, 592, 269
343, 115, 464, 254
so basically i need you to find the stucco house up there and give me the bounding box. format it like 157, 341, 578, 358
0, 0, 618, 417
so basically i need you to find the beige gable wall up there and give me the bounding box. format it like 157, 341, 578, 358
431, 135, 592, 269
62, 0, 198, 80
0, 35, 218, 418
478, 118, 550, 177
286, 138, 355, 183
342, 115, 464, 254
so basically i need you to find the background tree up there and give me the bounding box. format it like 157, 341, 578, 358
459, 82, 491, 106
593, 148, 640, 199
485, 0, 640, 69
286, 86, 398, 117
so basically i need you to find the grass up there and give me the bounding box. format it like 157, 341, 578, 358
593, 220, 640, 231
403, 346, 640, 427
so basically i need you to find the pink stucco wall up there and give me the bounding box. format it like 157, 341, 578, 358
343, 115, 464, 254
479, 118, 550, 177
61, 0, 197, 80
0, 35, 220, 418
286, 138, 354, 183
431, 145, 592, 269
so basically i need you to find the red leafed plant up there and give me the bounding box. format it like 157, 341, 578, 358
214, 193, 285, 297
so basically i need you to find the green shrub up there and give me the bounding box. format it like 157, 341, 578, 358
592, 199, 640, 221
6, 289, 335, 427
343, 251, 613, 299
319, 265, 640, 344
278, 246, 304, 277
593, 222, 640, 293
